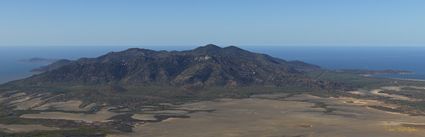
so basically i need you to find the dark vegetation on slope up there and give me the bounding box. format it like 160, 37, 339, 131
18, 44, 328, 87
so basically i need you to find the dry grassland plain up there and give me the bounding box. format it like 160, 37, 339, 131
109, 94, 425, 137
5, 86, 425, 137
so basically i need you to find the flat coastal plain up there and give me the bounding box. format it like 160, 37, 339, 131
109, 93, 425, 137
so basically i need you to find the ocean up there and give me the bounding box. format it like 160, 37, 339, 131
1, 46, 424, 84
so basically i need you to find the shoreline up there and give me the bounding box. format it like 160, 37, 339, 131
369, 74, 425, 82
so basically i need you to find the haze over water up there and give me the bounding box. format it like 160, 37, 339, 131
0, 46, 424, 84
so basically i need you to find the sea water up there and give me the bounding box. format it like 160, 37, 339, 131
246, 46, 425, 81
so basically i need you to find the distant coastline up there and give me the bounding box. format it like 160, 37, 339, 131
340, 69, 425, 81
370, 73, 425, 82
19, 57, 58, 64
377, 77, 425, 82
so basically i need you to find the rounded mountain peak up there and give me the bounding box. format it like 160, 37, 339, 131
191, 44, 223, 55
195, 44, 221, 50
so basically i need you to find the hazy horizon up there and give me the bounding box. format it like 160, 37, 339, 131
1, 0, 425, 47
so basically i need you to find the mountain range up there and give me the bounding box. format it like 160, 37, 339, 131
0, 44, 353, 111
12, 44, 341, 90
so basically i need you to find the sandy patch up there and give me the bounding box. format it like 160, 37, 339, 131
9, 96, 32, 104
337, 97, 387, 106
13, 97, 44, 110
380, 121, 425, 133
34, 100, 95, 111
381, 86, 402, 91
131, 114, 157, 121
404, 86, 425, 90
0, 124, 58, 133
371, 89, 415, 101
177, 101, 215, 111
250, 93, 289, 99
9, 92, 26, 98
20, 108, 118, 123
149, 110, 188, 115
348, 91, 366, 95
285, 93, 322, 101
0, 97, 5, 103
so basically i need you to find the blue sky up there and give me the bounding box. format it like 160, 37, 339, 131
0, 0, 424, 46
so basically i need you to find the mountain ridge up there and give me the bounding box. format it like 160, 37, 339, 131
9, 44, 339, 90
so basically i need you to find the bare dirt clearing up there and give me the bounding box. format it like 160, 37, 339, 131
348, 86, 424, 101
34, 100, 96, 111
131, 114, 157, 121
20, 108, 118, 123
0, 124, 59, 133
